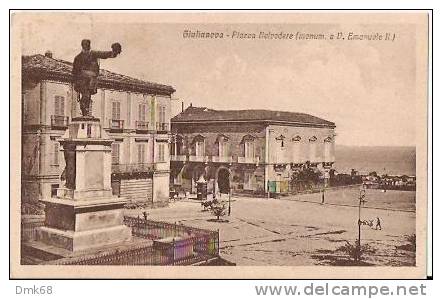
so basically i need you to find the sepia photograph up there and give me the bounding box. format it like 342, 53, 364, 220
10, 11, 430, 279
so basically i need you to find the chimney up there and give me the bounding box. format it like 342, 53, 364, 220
181, 101, 184, 112
190, 102, 192, 107
44, 51, 53, 58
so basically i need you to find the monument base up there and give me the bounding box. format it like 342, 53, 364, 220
37, 197, 132, 252
37, 225, 132, 252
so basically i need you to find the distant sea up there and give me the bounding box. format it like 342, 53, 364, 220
334, 145, 416, 176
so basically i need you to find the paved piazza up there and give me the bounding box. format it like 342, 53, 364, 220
125, 188, 416, 266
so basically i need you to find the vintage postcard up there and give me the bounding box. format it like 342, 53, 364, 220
10, 11, 430, 279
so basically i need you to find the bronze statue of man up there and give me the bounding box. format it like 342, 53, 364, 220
72, 39, 122, 116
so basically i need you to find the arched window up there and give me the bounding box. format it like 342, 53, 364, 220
241, 135, 256, 158
275, 135, 286, 163
171, 134, 184, 156
308, 136, 317, 162
191, 135, 205, 157
216, 134, 230, 157
324, 136, 334, 162
291, 135, 302, 163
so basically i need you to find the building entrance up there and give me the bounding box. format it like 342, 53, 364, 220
217, 168, 230, 194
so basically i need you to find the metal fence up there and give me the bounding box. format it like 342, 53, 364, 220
21, 216, 220, 265
21, 217, 45, 242
123, 216, 218, 239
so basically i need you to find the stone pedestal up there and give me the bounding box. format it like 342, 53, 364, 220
37, 117, 132, 252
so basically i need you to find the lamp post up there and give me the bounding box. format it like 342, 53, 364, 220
357, 188, 366, 261
228, 190, 231, 216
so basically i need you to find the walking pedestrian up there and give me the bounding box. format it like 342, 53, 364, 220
321, 189, 325, 204
375, 216, 382, 230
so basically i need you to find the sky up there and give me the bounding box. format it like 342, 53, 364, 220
19, 14, 419, 147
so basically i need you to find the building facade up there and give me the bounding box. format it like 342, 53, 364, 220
21, 52, 174, 208
170, 106, 336, 195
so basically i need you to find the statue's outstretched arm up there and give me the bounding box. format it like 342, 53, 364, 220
91, 50, 118, 59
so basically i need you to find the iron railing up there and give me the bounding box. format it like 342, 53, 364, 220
21, 218, 45, 242
123, 216, 218, 239
109, 119, 124, 130
156, 122, 169, 131
170, 155, 187, 162
111, 163, 155, 174
212, 156, 233, 163
237, 156, 260, 164
50, 115, 69, 128
135, 121, 149, 131
189, 155, 209, 162
21, 216, 220, 265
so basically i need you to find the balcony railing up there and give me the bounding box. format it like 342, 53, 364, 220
308, 156, 323, 164
238, 156, 260, 164
212, 156, 233, 163
189, 155, 209, 163
135, 121, 149, 131
111, 163, 154, 174
156, 122, 169, 132
170, 155, 187, 162
109, 119, 124, 130
51, 115, 69, 128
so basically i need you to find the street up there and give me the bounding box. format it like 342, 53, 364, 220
126, 188, 416, 266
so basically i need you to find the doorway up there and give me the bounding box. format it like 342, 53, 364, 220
217, 168, 230, 194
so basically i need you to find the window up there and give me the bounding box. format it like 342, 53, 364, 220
158, 105, 166, 123
309, 136, 317, 162
139, 104, 147, 122
52, 142, 59, 165
51, 184, 59, 197
244, 141, 255, 158
218, 140, 229, 157
175, 172, 183, 185
195, 141, 205, 157
137, 143, 146, 163
158, 143, 165, 162
244, 172, 253, 190
54, 96, 65, 116
112, 143, 120, 164
292, 137, 302, 163
112, 101, 121, 120
174, 136, 184, 155
324, 137, 333, 162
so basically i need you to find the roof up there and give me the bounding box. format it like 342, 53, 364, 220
22, 54, 175, 95
172, 106, 335, 128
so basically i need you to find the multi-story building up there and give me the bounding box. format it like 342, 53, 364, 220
21, 52, 174, 207
170, 105, 336, 195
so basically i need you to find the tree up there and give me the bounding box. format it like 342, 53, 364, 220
211, 201, 227, 221
337, 239, 376, 262
290, 167, 321, 190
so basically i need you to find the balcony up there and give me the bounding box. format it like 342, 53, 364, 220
308, 156, 323, 164
212, 156, 233, 163
109, 119, 124, 131
189, 155, 209, 163
111, 163, 154, 174
135, 121, 149, 132
170, 155, 187, 162
238, 156, 260, 164
156, 122, 169, 133
51, 115, 69, 129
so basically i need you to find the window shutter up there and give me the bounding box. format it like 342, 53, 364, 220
138, 144, 146, 163
54, 96, 59, 116
60, 96, 64, 116
112, 143, 120, 164
53, 143, 59, 165
112, 102, 121, 120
